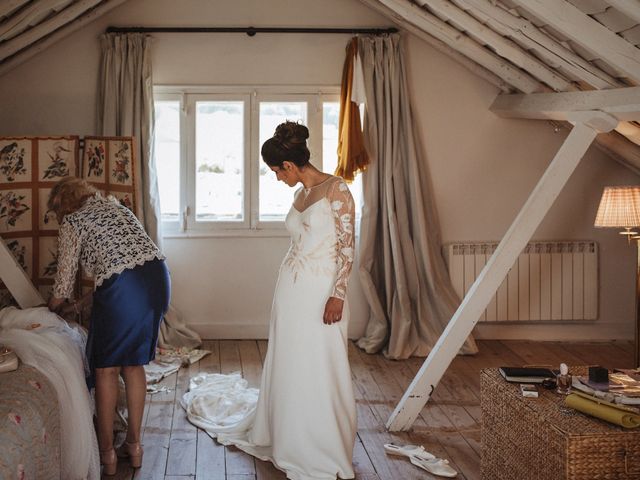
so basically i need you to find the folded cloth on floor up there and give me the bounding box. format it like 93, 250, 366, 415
565, 392, 640, 428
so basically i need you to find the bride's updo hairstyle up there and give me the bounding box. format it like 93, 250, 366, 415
261, 121, 310, 168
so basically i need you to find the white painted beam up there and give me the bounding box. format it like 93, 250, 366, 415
490, 86, 640, 122
363, 0, 543, 92
0, 241, 44, 308
0, 0, 30, 19
387, 112, 617, 431
414, 0, 571, 90
454, 0, 622, 89
0, 0, 73, 42
604, 0, 640, 25
0, 0, 127, 77
509, 0, 640, 83
0, 0, 101, 62
359, 0, 512, 91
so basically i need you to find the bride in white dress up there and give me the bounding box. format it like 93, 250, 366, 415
182, 122, 357, 480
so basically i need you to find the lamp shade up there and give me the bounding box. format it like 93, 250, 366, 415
594, 186, 640, 228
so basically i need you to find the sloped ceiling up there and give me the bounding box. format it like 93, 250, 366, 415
360, 0, 640, 172
1, 0, 639, 171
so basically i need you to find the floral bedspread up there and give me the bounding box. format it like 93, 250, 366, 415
0, 363, 60, 480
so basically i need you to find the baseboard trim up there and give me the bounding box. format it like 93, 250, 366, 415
472, 323, 633, 341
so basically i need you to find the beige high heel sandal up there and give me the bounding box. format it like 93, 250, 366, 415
100, 448, 117, 476
117, 441, 143, 468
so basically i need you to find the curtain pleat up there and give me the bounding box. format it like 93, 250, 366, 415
97, 33, 201, 349
355, 35, 477, 359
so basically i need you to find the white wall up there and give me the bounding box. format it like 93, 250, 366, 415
0, 0, 638, 342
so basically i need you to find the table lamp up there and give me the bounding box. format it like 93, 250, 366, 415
594, 186, 640, 367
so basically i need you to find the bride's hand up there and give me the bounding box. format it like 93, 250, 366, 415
323, 297, 344, 325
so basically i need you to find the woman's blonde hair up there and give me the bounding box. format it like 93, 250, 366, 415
47, 177, 97, 219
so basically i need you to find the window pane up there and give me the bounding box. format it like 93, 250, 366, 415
259, 102, 307, 221
322, 102, 363, 219
154, 101, 180, 220
196, 101, 244, 221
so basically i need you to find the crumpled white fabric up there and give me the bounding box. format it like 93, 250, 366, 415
181, 372, 258, 434
0, 306, 100, 480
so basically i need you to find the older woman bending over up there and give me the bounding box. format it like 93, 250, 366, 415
47, 177, 170, 475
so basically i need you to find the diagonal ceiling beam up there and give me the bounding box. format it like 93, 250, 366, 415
365, 0, 542, 92
509, 0, 640, 83
490, 86, 640, 122
604, 0, 640, 25
0, 0, 101, 61
359, 0, 512, 91
454, 0, 622, 89
414, 0, 571, 91
0, 0, 73, 42
0, 0, 128, 77
0, 0, 30, 19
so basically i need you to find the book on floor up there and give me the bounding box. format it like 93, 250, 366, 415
499, 367, 556, 384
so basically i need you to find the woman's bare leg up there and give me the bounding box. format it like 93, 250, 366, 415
121, 365, 146, 444
95, 366, 121, 451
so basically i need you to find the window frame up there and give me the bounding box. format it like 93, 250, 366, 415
154, 85, 341, 237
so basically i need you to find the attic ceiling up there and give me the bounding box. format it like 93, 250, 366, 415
1, 0, 640, 171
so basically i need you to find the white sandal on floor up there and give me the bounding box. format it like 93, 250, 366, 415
383, 443, 436, 461
409, 455, 458, 478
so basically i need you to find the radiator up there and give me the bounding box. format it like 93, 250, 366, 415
446, 241, 598, 322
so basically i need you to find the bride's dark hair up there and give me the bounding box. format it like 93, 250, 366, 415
261, 121, 310, 168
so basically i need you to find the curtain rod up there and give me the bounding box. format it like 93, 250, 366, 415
105, 26, 398, 36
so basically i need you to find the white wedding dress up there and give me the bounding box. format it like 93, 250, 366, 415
183, 176, 357, 480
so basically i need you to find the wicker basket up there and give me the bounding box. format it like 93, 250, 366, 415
481, 368, 640, 480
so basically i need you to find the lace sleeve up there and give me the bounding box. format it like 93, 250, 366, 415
329, 179, 355, 300
52, 221, 80, 300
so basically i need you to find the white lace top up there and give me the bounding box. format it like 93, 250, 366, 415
291, 176, 355, 300
53, 194, 164, 299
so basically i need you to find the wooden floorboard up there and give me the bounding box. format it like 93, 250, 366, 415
103, 339, 634, 479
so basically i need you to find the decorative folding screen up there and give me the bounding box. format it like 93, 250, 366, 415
0, 136, 80, 306
0, 135, 137, 308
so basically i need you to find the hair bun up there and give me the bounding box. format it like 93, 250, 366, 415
273, 121, 309, 149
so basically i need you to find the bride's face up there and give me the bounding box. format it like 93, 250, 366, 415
270, 162, 299, 187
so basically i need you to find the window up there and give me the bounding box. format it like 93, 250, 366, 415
154, 87, 362, 235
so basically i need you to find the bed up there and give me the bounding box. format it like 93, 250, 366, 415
0, 362, 61, 479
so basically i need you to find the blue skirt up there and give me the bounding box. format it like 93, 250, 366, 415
86, 258, 170, 386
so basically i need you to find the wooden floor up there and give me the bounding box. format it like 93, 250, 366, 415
110, 339, 634, 480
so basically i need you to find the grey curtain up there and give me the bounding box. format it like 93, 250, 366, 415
355, 35, 477, 359
98, 33, 201, 349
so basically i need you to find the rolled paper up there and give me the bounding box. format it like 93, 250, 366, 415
565, 393, 640, 428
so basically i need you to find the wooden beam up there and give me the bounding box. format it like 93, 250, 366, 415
0, 241, 44, 308
387, 112, 617, 431
0, 0, 101, 61
0, 0, 30, 19
453, 0, 622, 89
604, 0, 640, 25
0, 0, 127, 77
359, 0, 512, 92
363, 0, 543, 93
0, 0, 73, 42
595, 130, 640, 174
414, 0, 571, 91
490, 86, 640, 122
509, 0, 640, 83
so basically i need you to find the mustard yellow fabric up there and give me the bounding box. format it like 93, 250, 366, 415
336, 37, 369, 183
565, 392, 640, 428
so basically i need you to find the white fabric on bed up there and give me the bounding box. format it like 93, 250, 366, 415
0, 306, 100, 480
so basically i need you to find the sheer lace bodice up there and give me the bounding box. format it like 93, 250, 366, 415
285, 176, 355, 300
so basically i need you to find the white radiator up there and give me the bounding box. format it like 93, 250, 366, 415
446, 241, 598, 322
